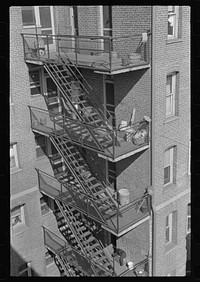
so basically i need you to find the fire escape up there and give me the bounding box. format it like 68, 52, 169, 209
22, 32, 152, 276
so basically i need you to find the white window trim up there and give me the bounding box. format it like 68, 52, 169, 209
188, 140, 191, 176
166, 73, 176, 117
29, 67, 43, 97
187, 203, 191, 234
166, 212, 173, 244
40, 196, 54, 216
10, 143, 19, 169
164, 147, 174, 186
45, 251, 54, 267
167, 6, 179, 39
19, 262, 32, 276
11, 205, 25, 229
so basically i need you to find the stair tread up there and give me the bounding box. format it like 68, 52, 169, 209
85, 243, 100, 251
80, 231, 91, 238
84, 237, 96, 244
77, 226, 87, 232
90, 249, 104, 258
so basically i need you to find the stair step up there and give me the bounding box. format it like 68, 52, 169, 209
90, 249, 104, 258
101, 262, 112, 269
95, 256, 108, 263
77, 226, 87, 232
91, 183, 102, 189
84, 176, 96, 183
93, 189, 105, 196
84, 236, 96, 244
85, 243, 100, 251
80, 231, 91, 238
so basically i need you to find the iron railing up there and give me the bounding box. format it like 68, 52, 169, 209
21, 32, 150, 72
29, 105, 150, 160
37, 169, 151, 235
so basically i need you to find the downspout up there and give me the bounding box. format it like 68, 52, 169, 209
150, 5, 156, 277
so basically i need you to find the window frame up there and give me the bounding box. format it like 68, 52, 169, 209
40, 195, 54, 216
11, 205, 25, 229
165, 212, 173, 244
45, 250, 54, 267
10, 143, 19, 170
29, 67, 43, 97
166, 72, 177, 118
167, 6, 179, 39
21, 6, 35, 26
18, 262, 32, 277
35, 134, 47, 159
187, 203, 191, 234
164, 147, 174, 186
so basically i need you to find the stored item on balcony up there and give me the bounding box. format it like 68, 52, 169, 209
122, 55, 130, 66
127, 261, 134, 270
118, 188, 130, 206
132, 129, 147, 145
129, 53, 141, 63
112, 248, 126, 266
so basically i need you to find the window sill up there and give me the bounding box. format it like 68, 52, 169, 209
23, 25, 42, 29
164, 115, 179, 124
10, 167, 22, 175
163, 182, 176, 192
11, 224, 30, 236
166, 38, 183, 44
165, 242, 177, 254
31, 94, 42, 99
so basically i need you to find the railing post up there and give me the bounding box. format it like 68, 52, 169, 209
116, 192, 120, 234
109, 37, 112, 72
46, 35, 50, 60
75, 35, 78, 67
36, 33, 39, 58
112, 130, 115, 160
57, 35, 60, 57
21, 34, 26, 59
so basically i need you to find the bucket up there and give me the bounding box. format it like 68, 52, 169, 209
127, 261, 134, 270
119, 188, 130, 206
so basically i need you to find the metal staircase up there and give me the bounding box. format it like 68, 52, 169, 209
43, 56, 114, 150
50, 133, 118, 221
55, 200, 114, 276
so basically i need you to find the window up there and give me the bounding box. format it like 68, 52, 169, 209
29, 69, 42, 96
10, 143, 19, 169
45, 250, 54, 266
35, 135, 47, 158
11, 205, 25, 228
105, 77, 115, 127
166, 212, 173, 244
40, 195, 51, 215
164, 147, 174, 185
165, 211, 177, 246
102, 6, 113, 52
166, 73, 177, 117
187, 203, 191, 233
168, 6, 179, 39
18, 262, 31, 276
21, 6, 35, 26
108, 161, 116, 190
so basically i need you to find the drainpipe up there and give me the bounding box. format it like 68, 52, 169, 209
150, 5, 156, 277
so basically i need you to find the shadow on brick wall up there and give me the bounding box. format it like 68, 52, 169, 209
10, 246, 39, 277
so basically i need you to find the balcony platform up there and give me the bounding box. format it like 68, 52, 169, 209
25, 51, 150, 75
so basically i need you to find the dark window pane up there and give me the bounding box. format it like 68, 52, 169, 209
39, 6, 52, 28
106, 82, 114, 105
31, 86, 41, 96
42, 30, 53, 45
164, 166, 170, 184
21, 6, 35, 25
103, 6, 112, 28
29, 71, 40, 84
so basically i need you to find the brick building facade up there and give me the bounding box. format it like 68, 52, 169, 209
10, 6, 190, 277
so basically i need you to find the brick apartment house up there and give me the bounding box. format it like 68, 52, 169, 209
10, 6, 190, 276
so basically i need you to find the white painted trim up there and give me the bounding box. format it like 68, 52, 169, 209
154, 188, 190, 212
11, 186, 38, 201
94, 64, 150, 75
